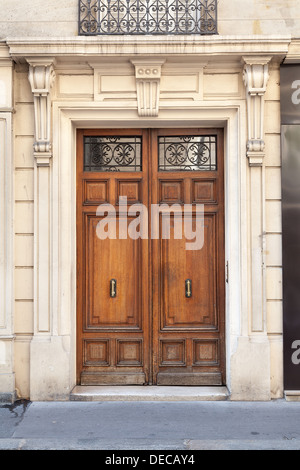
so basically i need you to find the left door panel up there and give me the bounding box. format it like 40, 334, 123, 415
76, 129, 150, 385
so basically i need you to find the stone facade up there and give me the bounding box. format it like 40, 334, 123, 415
0, 1, 299, 401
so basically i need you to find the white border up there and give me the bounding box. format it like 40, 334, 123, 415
0, 113, 13, 337
0, 112, 14, 398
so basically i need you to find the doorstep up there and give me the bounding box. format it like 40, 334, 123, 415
284, 391, 300, 401
70, 385, 229, 401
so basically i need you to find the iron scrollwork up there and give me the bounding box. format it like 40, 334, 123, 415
84, 136, 142, 172
79, 0, 218, 35
158, 135, 217, 171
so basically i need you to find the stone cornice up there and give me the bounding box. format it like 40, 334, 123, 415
5, 35, 291, 62
0, 41, 12, 64
284, 39, 300, 64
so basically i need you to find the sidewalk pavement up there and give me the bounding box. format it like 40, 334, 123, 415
1, 398, 300, 451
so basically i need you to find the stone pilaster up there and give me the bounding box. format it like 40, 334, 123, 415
27, 58, 70, 401
228, 56, 273, 401
243, 56, 271, 334
27, 59, 55, 335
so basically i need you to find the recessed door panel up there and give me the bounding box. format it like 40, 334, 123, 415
85, 215, 142, 330
161, 213, 217, 330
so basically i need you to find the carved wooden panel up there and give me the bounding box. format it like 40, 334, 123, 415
85, 215, 142, 329
193, 339, 219, 366
84, 339, 110, 366
84, 180, 108, 205
160, 340, 186, 366
160, 180, 184, 203
117, 180, 141, 204
192, 179, 216, 203
160, 214, 217, 330
117, 340, 143, 366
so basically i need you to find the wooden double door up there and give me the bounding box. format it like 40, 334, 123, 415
77, 128, 225, 386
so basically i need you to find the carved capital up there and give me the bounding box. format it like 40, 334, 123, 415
243, 58, 270, 95
131, 59, 165, 117
34, 152, 53, 167
242, 56, 271, 166
27, 59, 56, 164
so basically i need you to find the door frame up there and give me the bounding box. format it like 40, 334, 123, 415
51, 103, 246, 394
75, 126, 226, 386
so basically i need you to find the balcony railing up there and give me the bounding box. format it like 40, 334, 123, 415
79, 0, 218, 35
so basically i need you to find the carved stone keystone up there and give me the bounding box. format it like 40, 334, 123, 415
131, 59, 165, 117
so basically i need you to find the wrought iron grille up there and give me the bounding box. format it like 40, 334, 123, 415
158, 135, 217, 171
79, 0, 217, 35
84, 136, 142, 172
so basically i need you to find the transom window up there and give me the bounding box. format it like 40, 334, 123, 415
83, 134, 217, 172
84, 136, 142, 172
158, 135, 217, 171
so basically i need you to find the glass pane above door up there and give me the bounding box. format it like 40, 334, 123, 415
84, 136, 142, 172
158, 135, 217, 171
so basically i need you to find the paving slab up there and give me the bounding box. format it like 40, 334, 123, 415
0, 438, 186, 450
1, 399, 300, 451
185, 439, 300, 450
0, 400, 31, 439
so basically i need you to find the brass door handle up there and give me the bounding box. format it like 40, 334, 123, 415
185, 279, 192, 298
110, 279, 117, 298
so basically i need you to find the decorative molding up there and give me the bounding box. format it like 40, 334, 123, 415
131, 59, 165, 117
6, 35, 291, 60
26, 59, 56, 336
0, 111, 15, 398
27, 59, 56, 165
53, 103, 242, 399
242, 56, 271, 335
0, 114, 13, 335
243, 56, 271, 166
0, 51, 15, 399
284, 39, 300, 64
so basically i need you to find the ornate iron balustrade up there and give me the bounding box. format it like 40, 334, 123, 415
79, 0, 217, 35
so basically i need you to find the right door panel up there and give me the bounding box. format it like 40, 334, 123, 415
151, 128, 225, 385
